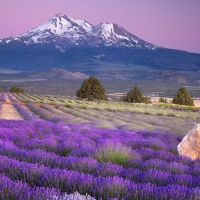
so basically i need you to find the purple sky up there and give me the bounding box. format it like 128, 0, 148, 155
0, 0, 200, 53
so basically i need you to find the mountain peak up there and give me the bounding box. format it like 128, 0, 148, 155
91, 22, 151, 48
92, 23, 115, 36
54, 13, 66, 18
51, 13, 76, 24
4, 13, 86, 45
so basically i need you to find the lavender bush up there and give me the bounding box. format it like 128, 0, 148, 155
51, 192, 96, 200
92, 141, 140, 166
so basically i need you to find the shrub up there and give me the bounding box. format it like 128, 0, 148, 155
10, 86, 24, 93
156, 112, 164, 116
106, 108, 113, 112
80, 105, 87, 109
76, 76, 108, 101
167, 113, 176, 117
144, 111, 150, 115
92, 141, 139, 166
65, 104, 71, 108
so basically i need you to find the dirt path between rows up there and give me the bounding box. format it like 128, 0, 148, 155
0, 104, 24, 120
5, 93, 11, 102
0, 93, 24, 120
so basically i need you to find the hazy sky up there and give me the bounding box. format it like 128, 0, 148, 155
0, 0, 200, 53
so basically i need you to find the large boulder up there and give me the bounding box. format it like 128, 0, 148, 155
178, 124, 200, 160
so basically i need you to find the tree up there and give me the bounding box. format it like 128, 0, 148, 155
172, 87, 194, 106
10, 86, 25, 93
122, 85, 151, 103
158, 97, 168, 103
76, 76, 108, 101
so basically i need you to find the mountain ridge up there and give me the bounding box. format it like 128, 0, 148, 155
0, 13, 159, 51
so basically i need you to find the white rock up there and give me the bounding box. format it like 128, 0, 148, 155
178, 123, 200, 160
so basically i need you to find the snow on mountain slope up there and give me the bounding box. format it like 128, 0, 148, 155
75, 20, 93, 32
0, 13, 160, 50
1, 14, 88, 47
91, 23, 156, 49
19, 13, 84, 38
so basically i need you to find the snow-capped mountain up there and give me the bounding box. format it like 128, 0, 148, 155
91, 23, 155, 48
0, 13, 159, 50
1, 14, 89, 49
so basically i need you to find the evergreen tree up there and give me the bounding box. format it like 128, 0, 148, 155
122, 85, 151, 103
158, 97, 168, 103
10, 86, 24, 93
172, 87, 194, 106
76, 76, 108, 101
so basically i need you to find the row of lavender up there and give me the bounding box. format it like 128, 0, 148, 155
0, 92, 6, 112
0, 92, 18, 102
25, 102, 198, 134
10, 92, 199, 134
1, 92, 68, 122
6, 92, 42, 121
0, 92, 6, 101
0, 119, 200, 199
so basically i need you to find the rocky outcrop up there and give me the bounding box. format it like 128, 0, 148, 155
178, 124, 200, 160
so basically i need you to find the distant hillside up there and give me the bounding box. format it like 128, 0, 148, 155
146, 70, 191, 83
99, 69, 194, 83
29, 68, 88, 79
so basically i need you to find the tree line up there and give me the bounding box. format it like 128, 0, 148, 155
76, 76, 194, 106
9, 76, 194, 106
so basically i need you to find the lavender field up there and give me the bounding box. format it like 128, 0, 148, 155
13, 93, 200, 134
1, 92, 200, 199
